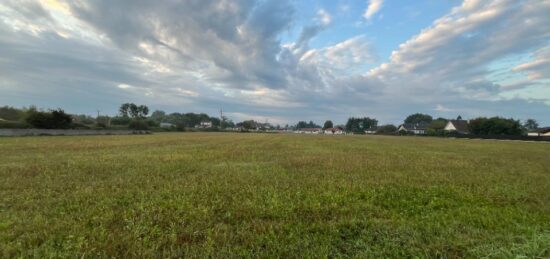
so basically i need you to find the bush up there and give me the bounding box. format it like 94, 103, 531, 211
25, 109, 72, 129
469, 117, 523, 135
376, 124, 397, 135
0, 120, 30, 129
71, 123, 91, 130
146, 119, 159, 127
128, 119, 149, 130
0, 106, 25, 121
111, 116, 132, 125
96, 116, 111, 128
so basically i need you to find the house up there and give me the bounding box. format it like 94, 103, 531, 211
196, 121, 213, 128
160, 122, 175, 128
398, 123, 429, 135
444, 120, 470, 134
528, 127, 550, 137
365, 127, 378, 134
324, 127, 345, 135
295, 128, 323, 134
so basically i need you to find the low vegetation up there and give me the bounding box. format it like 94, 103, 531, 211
1, 133, 549, 257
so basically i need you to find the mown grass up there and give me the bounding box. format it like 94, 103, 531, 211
1, 133, 549, 258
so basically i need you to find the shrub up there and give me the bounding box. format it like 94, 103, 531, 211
0, 106, 25, 121
25, 109, 72, 129
0, 120, 30, 129
469, 117, 523, 135
376, 124, 397, 135
128, 119, 149, 130
111, 116, 132, 125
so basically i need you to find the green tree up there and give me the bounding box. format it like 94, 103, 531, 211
345, 117, 378, 133
376, 124, 397, 134
128, 104, 139, 118
429, 118, 448, 130
469, 117, 523, 135
523, 119, 539, 131
404, 113, 433, 124
323, 120, 333, 129
151, 110, 166, 123
241, 120, 256, 130
296, 121, 308, 129
138, 105, 149, 118
119, 103, 131, 117
120, 103, 149, 119
0, 106, 25, 121
26, 109, 73, 129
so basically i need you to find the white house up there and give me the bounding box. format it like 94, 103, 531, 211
444, 120, 470, 134
398, 123, 429, 135
295, 128, 323, 134
324, 127, 345, 135
528, 127, 550, 137
196, 121, 213, 128
365, 127, 378, 134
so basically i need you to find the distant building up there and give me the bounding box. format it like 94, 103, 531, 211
398, 123, 429, 135
365, 127, 378, 134
196, 121, 213, 128
324, 127, 345, 135
444, 120, 470, 134
295, 128, 323, 134
528, 127, 550, 137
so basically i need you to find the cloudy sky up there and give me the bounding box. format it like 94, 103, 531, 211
0, 0, 549, 125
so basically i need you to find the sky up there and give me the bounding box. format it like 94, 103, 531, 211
0, 0, 549, 125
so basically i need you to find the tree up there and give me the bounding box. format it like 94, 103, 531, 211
523, 119, 539, 131
323, 120, 333, 129
457, 115, 463, 120
0, 106, 25, 121
138, 105, 149, 118
96, 116, 111, 128
295, 121, 320, 129
404, 113, 433, 124
469, 117, 523, 135
26, 109, 73, 129
128, 103, 139, 118
221, 117, 235, 128
119, 103, 149, 119
376, 124, 397, 134
240, 120, 256, 130
345, 117, 378, 133
429, 118, 448, 130
119, 103, 131, 117
151, 110, 166, 123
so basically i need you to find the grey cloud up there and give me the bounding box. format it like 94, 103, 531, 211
65, 0, 292, 90
1, 0, 549, 125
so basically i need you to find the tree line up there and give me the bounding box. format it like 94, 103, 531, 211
0, 105, 544, 136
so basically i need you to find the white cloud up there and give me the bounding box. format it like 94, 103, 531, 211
367, 0, 550, 105
117, 84, 132, 89
317, 9, 332, 26
364, 0, 383, 20
435, 104, 453, 112
300, 36, 375, 72
513, 48, 550, 81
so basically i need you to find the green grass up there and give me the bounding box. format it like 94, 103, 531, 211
1, 133, 549, 258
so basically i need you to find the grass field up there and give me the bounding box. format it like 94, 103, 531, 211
1, 133, 549, 257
